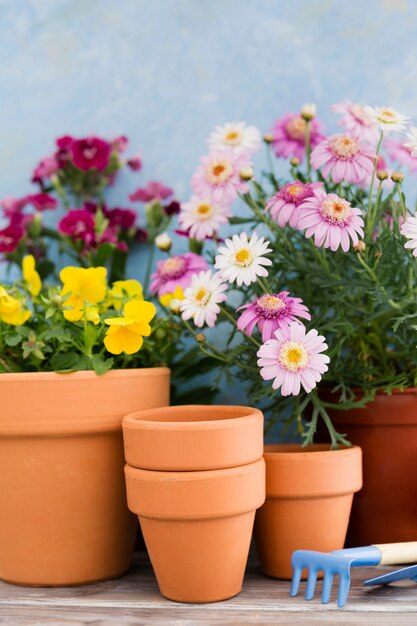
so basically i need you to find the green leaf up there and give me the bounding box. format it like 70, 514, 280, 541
228, 216, 255, 225
44, 327, 72, 342
5, 333, 22, 347
50, 352, 90, 372
90, 354, 114, 376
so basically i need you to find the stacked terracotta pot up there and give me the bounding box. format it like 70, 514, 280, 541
122, 405, 266, 603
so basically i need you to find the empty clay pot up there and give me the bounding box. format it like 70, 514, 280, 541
0, 368, 170, 586
123, 404, 264, 470
125, 459, 265, 602
254, 444, 362, 580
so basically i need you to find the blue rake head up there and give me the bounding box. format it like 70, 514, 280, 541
364, 564, 417, 587
290, 550, 353, 608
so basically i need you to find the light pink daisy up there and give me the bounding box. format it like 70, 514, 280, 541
257, 322, 330, 396
310, 134, 375, 184
401, 215, 417, 257
149, 252, 208, 296
385, 138, 417, 174
297, 188, 364, 252
271, 113, 324, 162
179, 196, 231, 240
237, 292, 311, 342
180, 270, 228, 328
266, 181, 322, 228
332, 101, 380, 145
191, 148, 251, 207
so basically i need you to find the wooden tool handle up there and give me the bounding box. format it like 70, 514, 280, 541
373, 542, 417, 565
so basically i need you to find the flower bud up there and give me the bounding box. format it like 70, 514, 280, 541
155, 232, 172, 252
195, 333, 206, 343
263, 133, 273, 144
290, 157, 300, 167
391, 171, 405, 184
354, 241, 366, 252
239, 167, 254, 181
301, 103, 316, 121
376, 170, 388, 181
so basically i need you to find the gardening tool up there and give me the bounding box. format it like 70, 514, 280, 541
290, 541, 417, 608
364, 564, 417, 587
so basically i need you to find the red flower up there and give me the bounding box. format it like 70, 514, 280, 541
135, 227, 148, 243
0, 224, 24, 253
26, 193, 58, 211
32, 155, 60, 183
1, 196, 28, 217
105, 207, 137, 230
58, 209, 95, 242
56, 135, 74, 149
164, 200, 180, 215
129, 181, 173, 202
112, 136, 129, 153
127, 155, 142, 171
70, 137, 111, 172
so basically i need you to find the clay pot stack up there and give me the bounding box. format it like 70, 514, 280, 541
122, 405, 266, 603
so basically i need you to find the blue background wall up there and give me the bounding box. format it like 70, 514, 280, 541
1, 0, 417, 405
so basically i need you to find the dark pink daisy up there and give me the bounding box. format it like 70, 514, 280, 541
297, 188, 364, 252
310, 134, 375, 184
150, 252, 208, 296
0, 224, 24, 253
271, 113, 324, 162
266, 181, 322, 228
70, 136, 111, 172
237, 292, 311, 342
129, 181, 173, 203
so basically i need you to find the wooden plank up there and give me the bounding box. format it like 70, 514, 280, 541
0, 552, 416, 625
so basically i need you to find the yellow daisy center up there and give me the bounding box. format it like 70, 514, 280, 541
258, 294, 285, 311
287, 184, 303, 197
207, 159, 233, 184
196, 202, 213, 219
224, 130, 241, 145
235, 247, 251, 266
330, 135, 360, 159
160, 256, 186, 279
194, 287, 209, 305
279, 341, 308, 371
321, 198, 352, 224
285, 117, 307, 141
377, 108, 398, 124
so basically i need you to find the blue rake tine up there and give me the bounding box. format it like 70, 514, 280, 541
321, 571, 334, 604
305, 568, 319, 600
337, 571, 351, 608
290, 564, 303, 597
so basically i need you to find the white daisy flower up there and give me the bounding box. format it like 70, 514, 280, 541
214, 231, 273, 287
363, 105, 409, 133
181, 270, 228, 328
208, 122, 262, 154
404, 127, 417, 157
401, 215, 417, 256
179, 196, 231, 241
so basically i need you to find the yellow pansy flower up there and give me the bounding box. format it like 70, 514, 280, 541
107, 279, 143, 309
159, 285, 184, 314
0, 286, 31, 326
22, 255, 42, 296
104, 300, 156, 355
60, 266, 107, 322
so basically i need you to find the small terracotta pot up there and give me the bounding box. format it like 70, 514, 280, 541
254, 444, 362, 580
123, 404, 264, 470
325, 389, 417, 545
0, 368, 170, 586
125, 459, 265, 603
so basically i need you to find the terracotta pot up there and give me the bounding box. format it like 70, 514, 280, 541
325, 389, 417, 545
123, 404, 264, 470
254, 444, 362, 580
0, 368, 170, 586
125, 459, 265, 603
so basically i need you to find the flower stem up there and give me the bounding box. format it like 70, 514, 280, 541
143, 243, 156, 295
396, 183, 407, 220
220, 305, 261, 347
366, 131, 384, 240
305, 120, 311, 180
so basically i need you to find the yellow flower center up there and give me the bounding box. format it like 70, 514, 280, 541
160, 256, 187, 279
330, 135, 360, 159
196, 202, 213, 219
279, 341, 308, 371
285, 117, 307, 140
207, 159, 233, 184
224, 130, 242, 145
258, 294, 285, 311
377, 108, 398, 124
321, 198, 352, 224
195, 287, 208, 303
287, 184, 303, 197
234, 247, 251, 266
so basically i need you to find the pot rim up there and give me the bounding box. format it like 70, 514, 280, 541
263, 443, 361, 460
123, 404, 263, 430
0, 367, 170, 382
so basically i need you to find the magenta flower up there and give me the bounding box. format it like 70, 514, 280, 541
112, 135, 129, 153
56, 135, 74, 149
1, 196, 28, 217
310, 134, 375, 184
298, 188, 364, 252
58, 209, 95, 243
271, 113, 324, 162
127, 155, 142, 171
385, 138, 417, 174
266, 181, 322, 228
26, 193, 58, 211
70, 137, 111, 172
332, 101, 380, 145
191, 148, 251, 206
32, 155, 60, 183
257, 322, 330, 396
237, 292, 311, 341
150, 252, 208, 296
129, 181, 173, 203
164, 200, 181, 215
105, 207, 137, 230
0, 224, 24, 253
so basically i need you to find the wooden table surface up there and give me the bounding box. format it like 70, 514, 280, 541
1, 551, 417, 625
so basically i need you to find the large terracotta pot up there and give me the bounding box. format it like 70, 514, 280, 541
0, 368, 170, 586
123, 405, 265, 603
254, 444, 362, 579
326, 389, 417, 545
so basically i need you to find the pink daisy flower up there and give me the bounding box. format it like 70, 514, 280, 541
191, 148, 251, 207
297, 188, 364, 252
310, 134, 375, 184
385, 138, 417, 174
332, 101, 380, 145
149, 252, 208, 296
257, 322, 330, 396
271, 113, 324, 162
266, 181, 322, 228
237, 292, 311, 342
